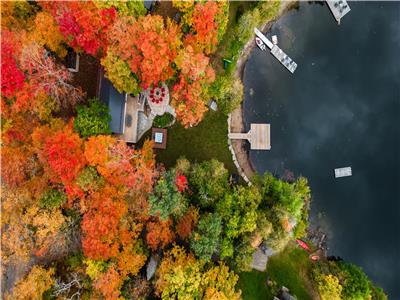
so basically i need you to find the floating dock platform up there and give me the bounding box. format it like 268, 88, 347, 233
254, 28, 297, 74
326, 0, 351, 24
334, 167, 352, 178
229, 124, 271, 150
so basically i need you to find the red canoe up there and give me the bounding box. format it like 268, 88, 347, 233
296, 239, 311, 252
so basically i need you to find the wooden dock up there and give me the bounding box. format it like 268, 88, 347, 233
229, 123, 271, 150
254, 28, 297, 74
270, 45, 297, 74
334, 167, 352, 178
326, 0, 351, 24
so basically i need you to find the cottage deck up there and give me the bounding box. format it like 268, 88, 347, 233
122, 95, 140, 143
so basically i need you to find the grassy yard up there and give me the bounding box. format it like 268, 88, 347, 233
239, 245, 318, 300
140, 111, 236, 173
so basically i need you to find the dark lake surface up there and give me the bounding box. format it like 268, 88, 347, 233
243, 2, 400, 298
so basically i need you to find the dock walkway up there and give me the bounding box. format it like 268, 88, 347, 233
326, 0, 351, 24
229, 124, 271, 150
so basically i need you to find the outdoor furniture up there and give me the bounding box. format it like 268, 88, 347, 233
152, 128, 167, 149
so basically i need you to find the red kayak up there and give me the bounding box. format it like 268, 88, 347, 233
296, 239, 311, 252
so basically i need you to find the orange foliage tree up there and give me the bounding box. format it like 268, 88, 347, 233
146, 218, 175, 251
176, 206, 199, 240
93, 265, 122, 300
81, 185, 127, 260
85, 136, 155, 192
185, 1, 220, 55
172, 46, 215, 127
106, 15, 182, 89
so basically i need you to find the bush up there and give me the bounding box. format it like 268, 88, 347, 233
190, 213, 222, 261
76, 166, 104, 192
153, 112, 175, 128
74, 98, 111, 138
40, 189, 66, 209
210, 74, 243, 114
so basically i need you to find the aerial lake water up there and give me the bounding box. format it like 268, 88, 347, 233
243, 2, 399, 298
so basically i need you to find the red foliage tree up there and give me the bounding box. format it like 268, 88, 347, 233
107, 15, 181, 88
43, 125, 86, 183
42, 1, 116, 56
1, 29, 25, 99
175, 174, 188, 193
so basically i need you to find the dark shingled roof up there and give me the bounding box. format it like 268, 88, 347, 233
98, 73, 126, 134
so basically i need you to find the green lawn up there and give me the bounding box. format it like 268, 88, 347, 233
239, 245, 317, 300
237, 270, 273, 300
141, 111, 236, 173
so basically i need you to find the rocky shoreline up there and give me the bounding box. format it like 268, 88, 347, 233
228, 1, 298, 183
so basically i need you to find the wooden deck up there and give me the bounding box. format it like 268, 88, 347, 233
250, 124, 271, 150
326, 0, 351, 24
228, 123, 271, 150
122, 95, 140, 143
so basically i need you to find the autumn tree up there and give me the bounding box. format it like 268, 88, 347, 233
93, 265, 123, 300
101, 50, 140, 94
189, 159, 229, 208
74, 98, 111, 138
81, 185, 127, 260
43, 125, 86, 184
94, 0, 146, 17
190, 213, 222, 261
1, 29, 25, 99
184, 1, 229, 55
146, 218, 175, 251
1, 0, 38, 30
149, 169, 187, 220
155, 246, 240, 299
42, 1, 116, 56
1, 146, 32, 187
20, 41, 84, 109
30, 11, 67, 57
106, 15, 182, 89
84, 136, 155, 193
171, 46, 215, 127
176, 206, 199, 240
8, 266, 54, 300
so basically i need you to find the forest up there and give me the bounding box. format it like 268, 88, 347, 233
1, 1, 386, 299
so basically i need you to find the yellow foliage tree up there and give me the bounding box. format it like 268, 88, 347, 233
317, 274, 343, 300
8, 266, 54, 300
30, 12, 67, 57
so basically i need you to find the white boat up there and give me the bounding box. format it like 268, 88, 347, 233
255, 37, 267, 51
334, 167, 352, 178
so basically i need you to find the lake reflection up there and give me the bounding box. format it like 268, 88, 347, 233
243, 2, 400, 298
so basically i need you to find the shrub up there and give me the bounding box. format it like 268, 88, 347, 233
76, 166, 104, 192
210, 74, 243, 114
153, 112, 175, 128
40, 189, 66, 209
74, 98, 111, 138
